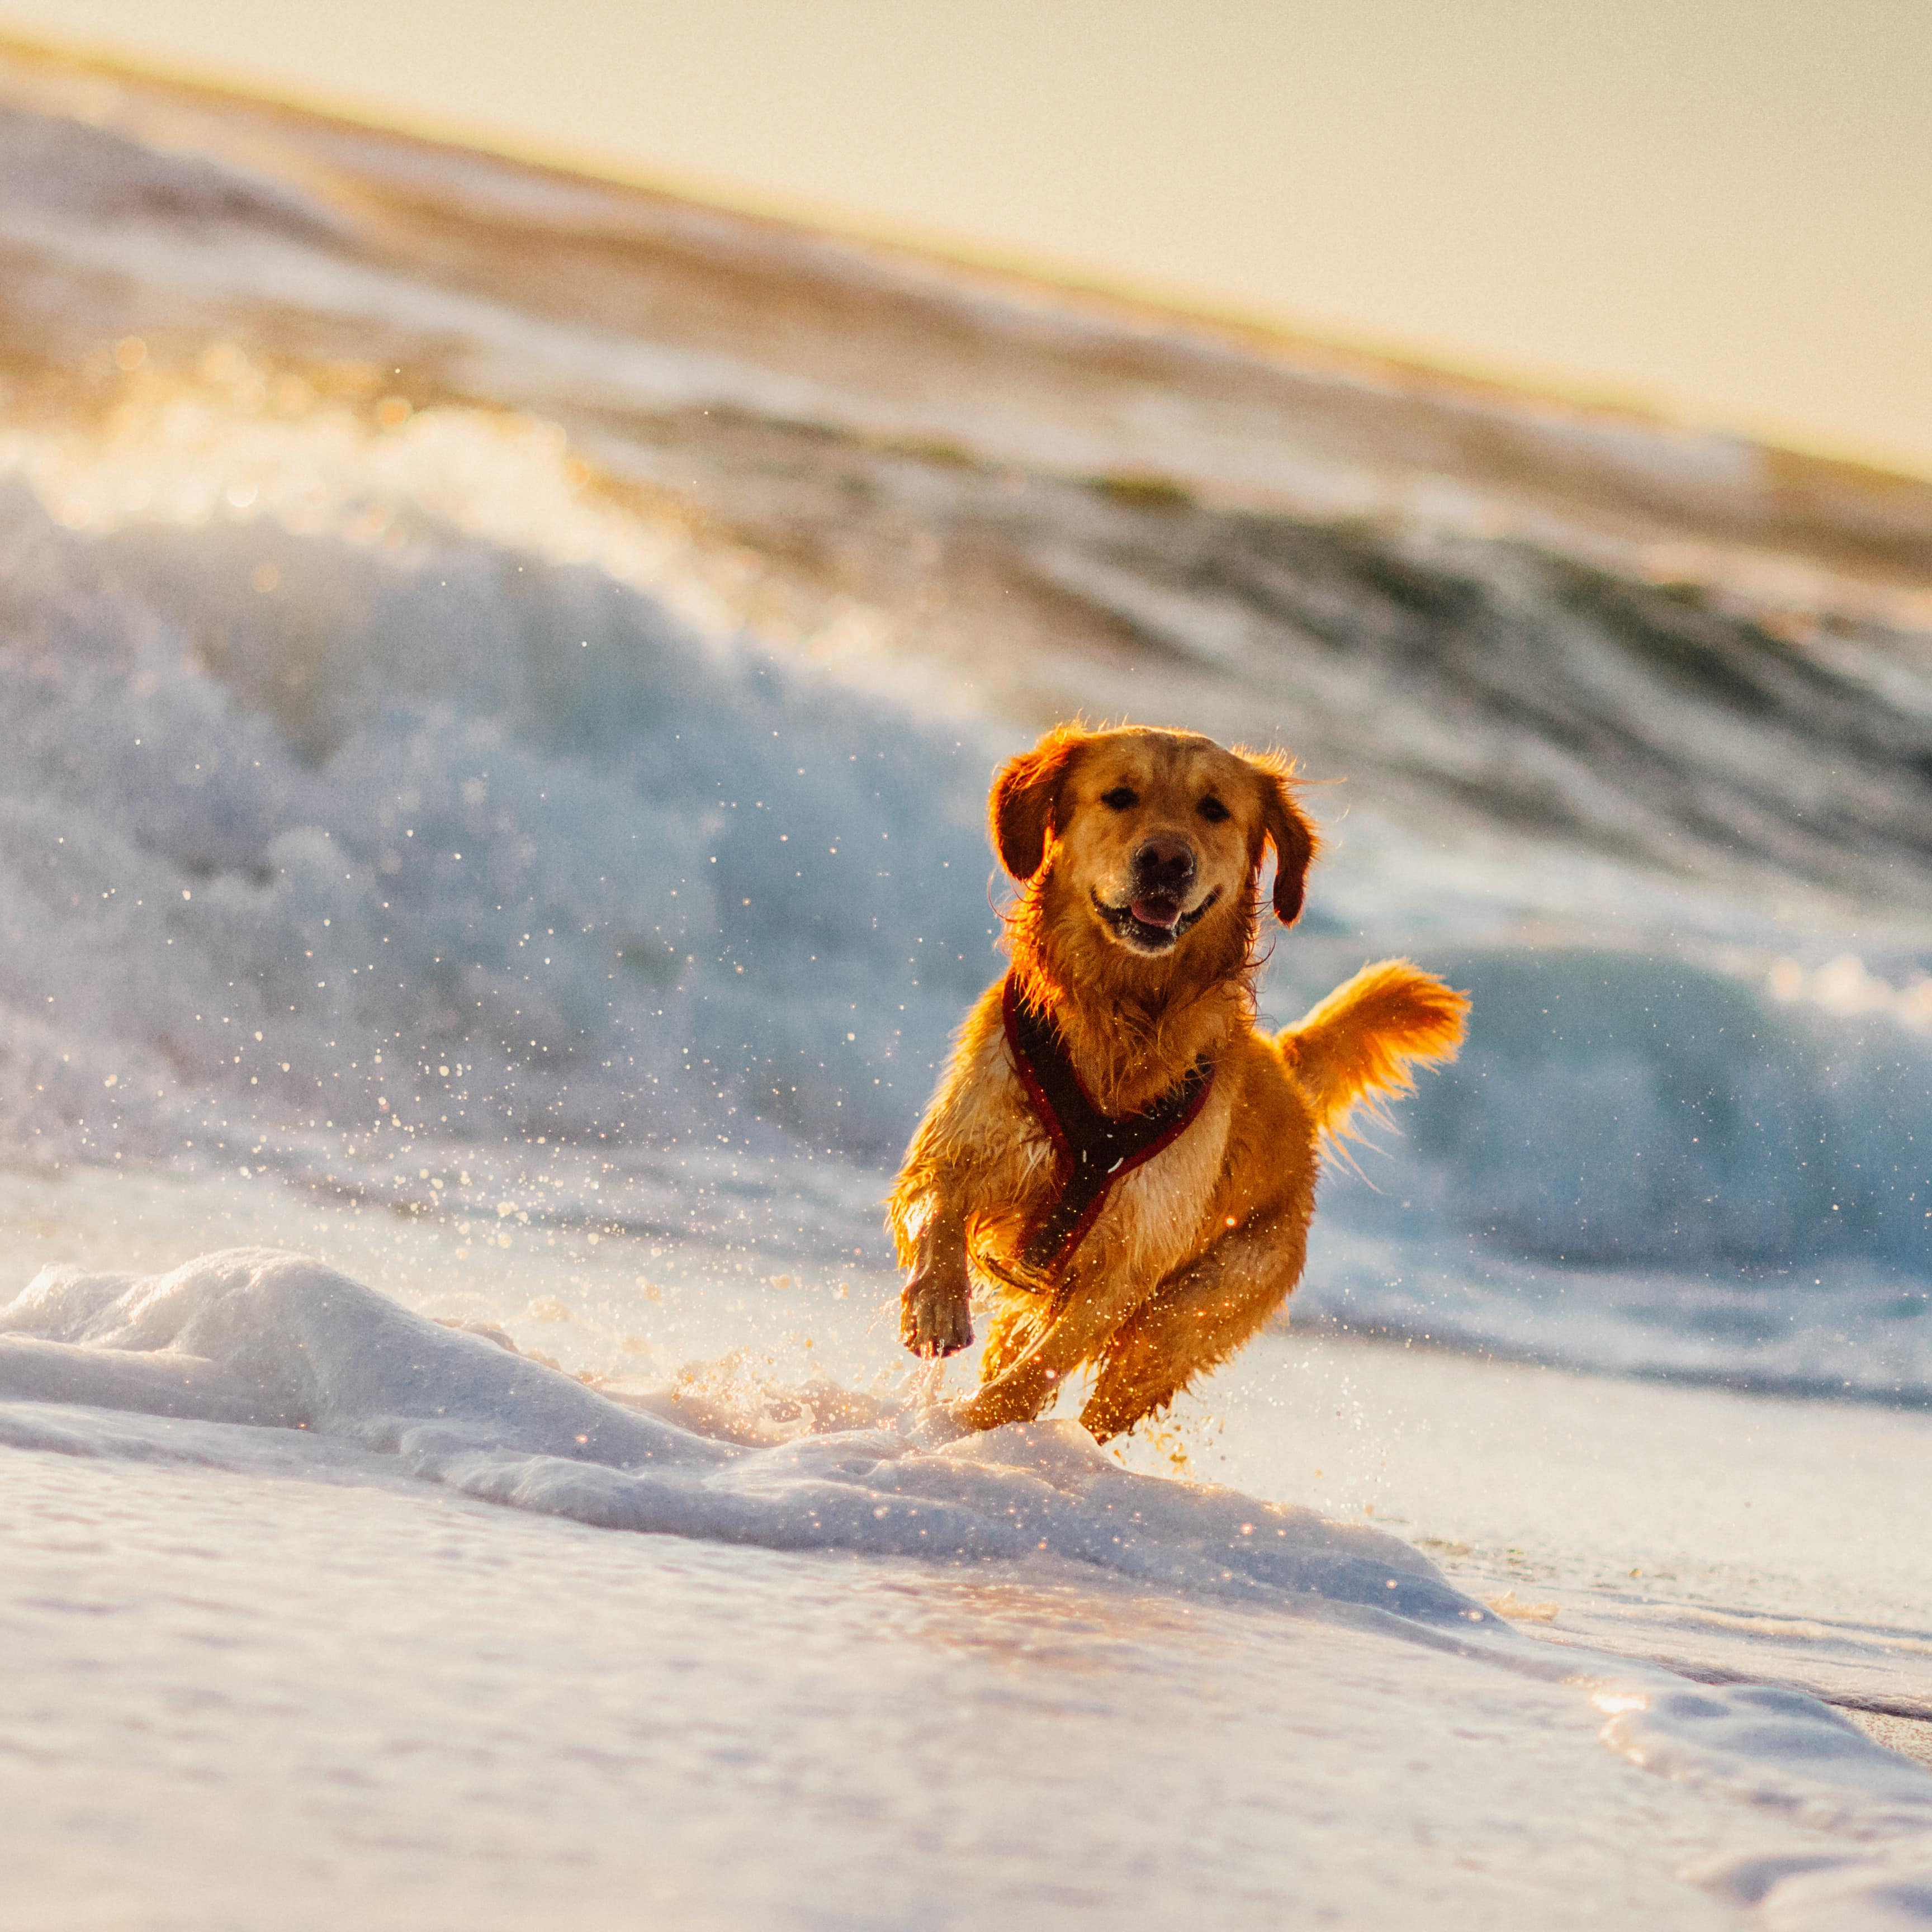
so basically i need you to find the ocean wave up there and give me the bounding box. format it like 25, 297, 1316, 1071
0, 101, 341, 240
0, 467, 998, 1168
1329, 947, 1932, 1276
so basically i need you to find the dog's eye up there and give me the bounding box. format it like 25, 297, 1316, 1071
1198, 795, 1231, 824
1100, 787, 1138, 811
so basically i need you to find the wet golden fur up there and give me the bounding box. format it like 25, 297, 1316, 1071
891, 724, 1467, 1441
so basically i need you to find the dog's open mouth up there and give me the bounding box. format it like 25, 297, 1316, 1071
1092, 887, 1221, 953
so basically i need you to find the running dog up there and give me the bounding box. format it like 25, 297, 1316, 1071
891, 723, 1467, 1439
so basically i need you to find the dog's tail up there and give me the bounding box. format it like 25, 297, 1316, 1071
1278, 959, 1469, 1146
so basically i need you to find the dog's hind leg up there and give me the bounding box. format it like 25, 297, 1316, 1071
958, 1268, 1149, 1431
977, 1297, 1048, 1384
1077, 1208, 1308, 1442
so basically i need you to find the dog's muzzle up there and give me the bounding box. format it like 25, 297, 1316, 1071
1093, 836, 1213, 951
1092, 877, 1221, 953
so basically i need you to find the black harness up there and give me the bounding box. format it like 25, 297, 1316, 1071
1001, 974, 1215, 1282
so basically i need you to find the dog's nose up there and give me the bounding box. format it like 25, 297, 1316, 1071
1133, 836, 1196, 897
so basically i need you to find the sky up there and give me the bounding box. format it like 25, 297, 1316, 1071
5, 0, 1930, 478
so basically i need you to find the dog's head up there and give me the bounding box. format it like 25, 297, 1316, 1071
991, 725, 1318, 965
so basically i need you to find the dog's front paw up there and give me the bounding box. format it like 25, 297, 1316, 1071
900, 1263, 974, 1358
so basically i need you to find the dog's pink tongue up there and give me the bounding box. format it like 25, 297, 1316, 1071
1131, 896, 1181, 930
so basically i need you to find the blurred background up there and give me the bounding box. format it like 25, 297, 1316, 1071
0, 3, 1926, 1400
10, 0, 1932, 474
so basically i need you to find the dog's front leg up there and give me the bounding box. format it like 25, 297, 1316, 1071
899, 1201, 974, 1358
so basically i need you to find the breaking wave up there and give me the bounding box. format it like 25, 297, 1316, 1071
1329, 947, 1932, 1276
0, 454, 998, 1169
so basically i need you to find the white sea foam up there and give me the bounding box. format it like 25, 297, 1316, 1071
1597, 1680, 1932, 1838
7, 1247, 1932, 1930
0, 1426, 1857, 1932
0, 1247, 1496, 1623
1616, 1687, 1932, 1926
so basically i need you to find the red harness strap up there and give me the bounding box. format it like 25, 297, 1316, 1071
1001, 974, 1215, 1282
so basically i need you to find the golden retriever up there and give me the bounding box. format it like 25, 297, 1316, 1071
890, 724, 1467, 1439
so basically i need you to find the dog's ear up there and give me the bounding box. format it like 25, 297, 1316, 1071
991, 727, 1086, 880
1247, 753, 1319, 926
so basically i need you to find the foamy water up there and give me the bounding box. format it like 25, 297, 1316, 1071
0, 1249, 1493, 1618
5, 1246, 1931, 1930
